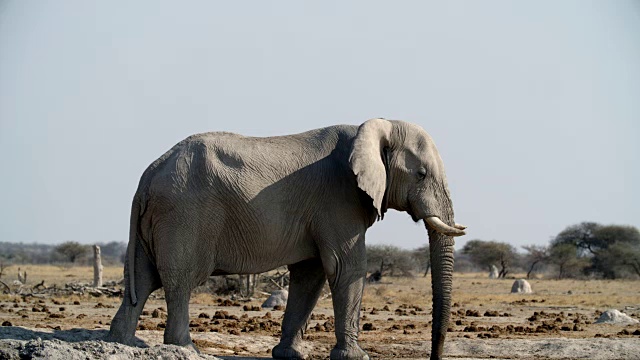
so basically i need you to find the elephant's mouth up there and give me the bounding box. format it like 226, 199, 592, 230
408, 209, 420, 222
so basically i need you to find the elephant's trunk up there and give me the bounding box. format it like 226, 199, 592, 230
426, 221, 456, 360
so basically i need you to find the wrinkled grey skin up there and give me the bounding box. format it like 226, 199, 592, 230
106, 119, 462, 360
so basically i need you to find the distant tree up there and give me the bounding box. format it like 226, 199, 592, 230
366, 245, 418, 277
461, 240, 518, 278
452, 250, 476, 273
522, 245, 548, 279
603, 241, 640, 277
98, 241, 127, 264
0, 242, 59, 264
54, 241, 89, 264
547, 243, 585, 279
591, 225, 640, 277
552, 223, 640, 279
552, 222, 600, 255
411, 245, 430, 276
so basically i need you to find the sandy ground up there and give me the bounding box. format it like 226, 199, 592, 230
0, 269, 639, 359
1, 326, 639, 360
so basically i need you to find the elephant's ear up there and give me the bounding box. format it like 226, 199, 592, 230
349, 118, 393, 219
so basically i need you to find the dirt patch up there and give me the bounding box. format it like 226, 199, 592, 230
1, 271, 639, 358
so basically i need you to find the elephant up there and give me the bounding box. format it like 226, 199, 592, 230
106, 118, 466, 360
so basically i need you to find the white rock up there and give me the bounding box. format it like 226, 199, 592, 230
595, 309, 639, 324
489, 265, 499, 279
261, 289, 288, 308
511, 279, 532, 293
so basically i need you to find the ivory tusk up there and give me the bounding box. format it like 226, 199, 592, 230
425, 216, 466, 237
454, 223, 467, 230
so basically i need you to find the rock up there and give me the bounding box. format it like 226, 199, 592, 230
489, 265, 499, 279
0, 337, 220, 360
261, 290, 288, 308
595, 309, 639, 324
152, 309, 167, 320
511, 279, 532, 294
362, 323, 376, 331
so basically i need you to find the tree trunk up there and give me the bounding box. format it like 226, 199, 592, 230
499, 258, 508, 278
93, 245, 103, 287
423, 262, 431, 277
245, 274, 253, 296
627, 260, 640, 277
526, 260, 540, 279
253, 274, 259, 293
558, 263, 564, 280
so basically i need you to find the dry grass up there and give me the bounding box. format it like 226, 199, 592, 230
3, 264, 124, 286
3, 266, 638, 310
360, 272, 640, 310
449, 273, 640, 309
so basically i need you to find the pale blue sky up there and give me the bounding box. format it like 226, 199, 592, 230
1, 1, 638, 250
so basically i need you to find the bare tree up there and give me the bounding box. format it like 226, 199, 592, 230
522, 245, 548, 279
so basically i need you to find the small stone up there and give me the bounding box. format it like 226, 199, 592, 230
595, 309, 639, 324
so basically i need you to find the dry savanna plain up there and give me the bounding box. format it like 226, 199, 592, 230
1, 265, 639, 359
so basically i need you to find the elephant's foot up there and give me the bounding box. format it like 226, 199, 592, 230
330, 344, 369, 360
104, 329, 135, 346
272, 342, 308, 359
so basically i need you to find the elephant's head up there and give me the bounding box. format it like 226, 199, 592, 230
350, 118, 465, 360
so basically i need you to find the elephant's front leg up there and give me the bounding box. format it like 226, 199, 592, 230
273, 258, 326, 359
323, 236, 369, 360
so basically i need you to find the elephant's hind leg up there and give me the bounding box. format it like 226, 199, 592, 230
106, 240, 161, 345
158, 266, 204, 351
163, 285, 196, 349
273, 258, 326, 359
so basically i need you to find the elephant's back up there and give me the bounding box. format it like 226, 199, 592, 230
134, 124, 362, 272
139, 125, 360, 203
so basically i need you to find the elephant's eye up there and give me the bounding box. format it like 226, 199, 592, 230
417, 167, 427, 180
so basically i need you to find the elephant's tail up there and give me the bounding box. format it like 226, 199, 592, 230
126, 196, 142, 306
